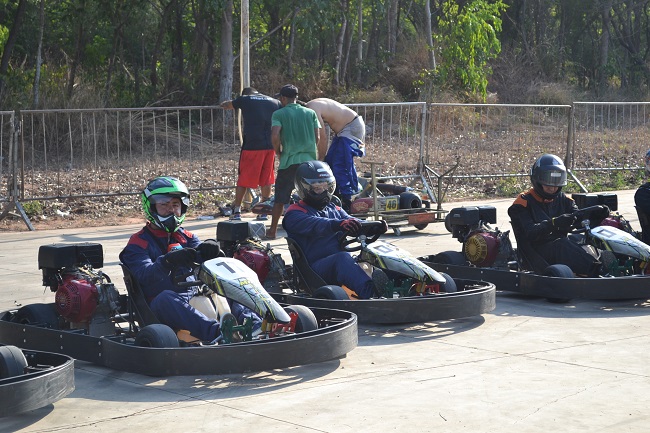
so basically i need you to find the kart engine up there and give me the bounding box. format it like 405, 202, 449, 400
445, 206, 514, 267
38, 243, 121, 336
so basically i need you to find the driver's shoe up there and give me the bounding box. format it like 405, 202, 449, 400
371, 268, 390, 297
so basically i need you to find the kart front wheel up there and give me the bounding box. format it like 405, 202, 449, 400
0, 345, 28, 379
542, 264, 574, 303
313, 285, 350, 300
285, 305, 318, 332
135, 324, 180, 348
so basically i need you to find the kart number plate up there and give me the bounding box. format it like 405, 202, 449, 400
385, 198, 399, 211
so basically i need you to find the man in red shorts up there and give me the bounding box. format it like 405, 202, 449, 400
220, 87, 282, 220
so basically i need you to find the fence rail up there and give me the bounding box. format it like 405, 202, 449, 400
1, 102, 647, 224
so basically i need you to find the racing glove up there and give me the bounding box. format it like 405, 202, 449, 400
197, 239, 224, 260
163, 248, 197, 269
332, 218, 363, 237
551, 213, 577, 231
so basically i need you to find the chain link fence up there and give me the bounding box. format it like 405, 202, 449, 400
1, 102, 647, 227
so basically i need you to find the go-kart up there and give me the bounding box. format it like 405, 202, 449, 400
0, 242, 357, 376
216, 220, 495, 324
0, 345, 74, 417
422, 199, 650, 302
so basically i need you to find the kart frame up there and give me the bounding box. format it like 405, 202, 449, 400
422, 260, 650, 301
0, 306, 357, 377
0, 347, 75, 417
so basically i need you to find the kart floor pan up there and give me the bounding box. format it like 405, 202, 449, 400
0, 348, 75, 417
425, 262, 650, 300
0, 308, 357, 377
272, 280, 496, 324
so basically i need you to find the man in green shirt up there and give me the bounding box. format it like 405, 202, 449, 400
267, 84, 321, 239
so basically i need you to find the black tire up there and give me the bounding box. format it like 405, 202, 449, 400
542, 264, 574, 303
313, 285, 350, 300
444, 214, 453, 233
440, 272, 458, 293
434, 251, 468, 265
399, 192, 422, 210
135, 324, 180, 348
12, 303, 59, 329
284, 305, 318, 332
414, 223, 429, 230
0, 345, 28, 379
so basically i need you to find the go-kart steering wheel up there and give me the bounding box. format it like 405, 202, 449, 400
339, 220, 387, 252
571, 205, 610, 231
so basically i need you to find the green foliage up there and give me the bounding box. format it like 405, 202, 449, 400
22, 200, 44, 218
434, 0, 507, 101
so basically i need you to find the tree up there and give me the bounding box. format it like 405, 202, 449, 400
435, 0, 507, 100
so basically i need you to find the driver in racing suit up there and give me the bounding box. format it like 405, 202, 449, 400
282, 160, 388, 299
120, 176, 261, 342
508, 154, 606, 277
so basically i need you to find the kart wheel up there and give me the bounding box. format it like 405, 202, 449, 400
0, 345, 28, 379
542, 264, 574, 303
135, 324, 180, 348
444, 214, 453, 233
313, 285, 350, 300
284, 305, 318, 332
414, 223, 429, 230
399, 192, 422, 209
12, 303, 59, 329
440, 272, 458, 293
434, 251, 467, 265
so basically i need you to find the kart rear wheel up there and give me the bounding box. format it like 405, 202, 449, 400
135, 324, 180, 348
0, 345, 28, 378
440, 272, 458, 293
543, 264, 574, 303
12, 303, 59, 329
399, 192, 422, 209
285, 305, 318, 332
414, 223, 429, 230
313, 285, 350, 300
434, 251, 468, 266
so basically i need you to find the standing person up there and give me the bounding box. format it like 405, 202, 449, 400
306, 98, 366, 211
220, 87, 282, 221
508, 154, 607, 277
120, 176, 261, 343
634, 149, 650, 243
267, 84, 321, 239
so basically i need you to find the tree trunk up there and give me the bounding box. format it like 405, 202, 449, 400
597, 0, 612, 96
334, 2, 349, 86
424, 0, 436, 70
219, 0, 234, 105
356, 0, 363, 84
33, 0, 45, 108
150, 0, 176, 95
0, 0, 29, 104
287, 16, 296, 78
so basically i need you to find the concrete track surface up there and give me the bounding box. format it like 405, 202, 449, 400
2, 190, 649, 433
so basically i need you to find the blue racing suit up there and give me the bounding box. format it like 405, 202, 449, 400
282, 201, 374, 298
120, 224, 259, 341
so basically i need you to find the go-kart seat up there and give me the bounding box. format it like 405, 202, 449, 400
512, 229, 551, 274
285, 237, 327, 295
636, 206, 650, 245
120, 263, 160, 328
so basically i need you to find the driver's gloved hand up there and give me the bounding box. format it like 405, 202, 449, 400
593, 205, 610, 221
197, 239, 224, 260
378, 220, 389, 234
163, 248, 197, 269
334, 218, 362, 237
551, 213, 577, 230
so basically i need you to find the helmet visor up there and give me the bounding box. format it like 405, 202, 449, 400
537, 169, 567, 187
303, 178, 335, 195
149, 193, 189, 206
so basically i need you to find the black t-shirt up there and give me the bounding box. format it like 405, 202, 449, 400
232, 94, 282, 150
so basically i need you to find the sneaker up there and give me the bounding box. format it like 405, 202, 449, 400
256, 214, 268, 221
229, 212, 241, 221
371, 267, 390, 297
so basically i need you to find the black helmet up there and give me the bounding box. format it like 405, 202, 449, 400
294, 161, 336, 210
141, 176, 190, 232
530, 154, 567, 200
